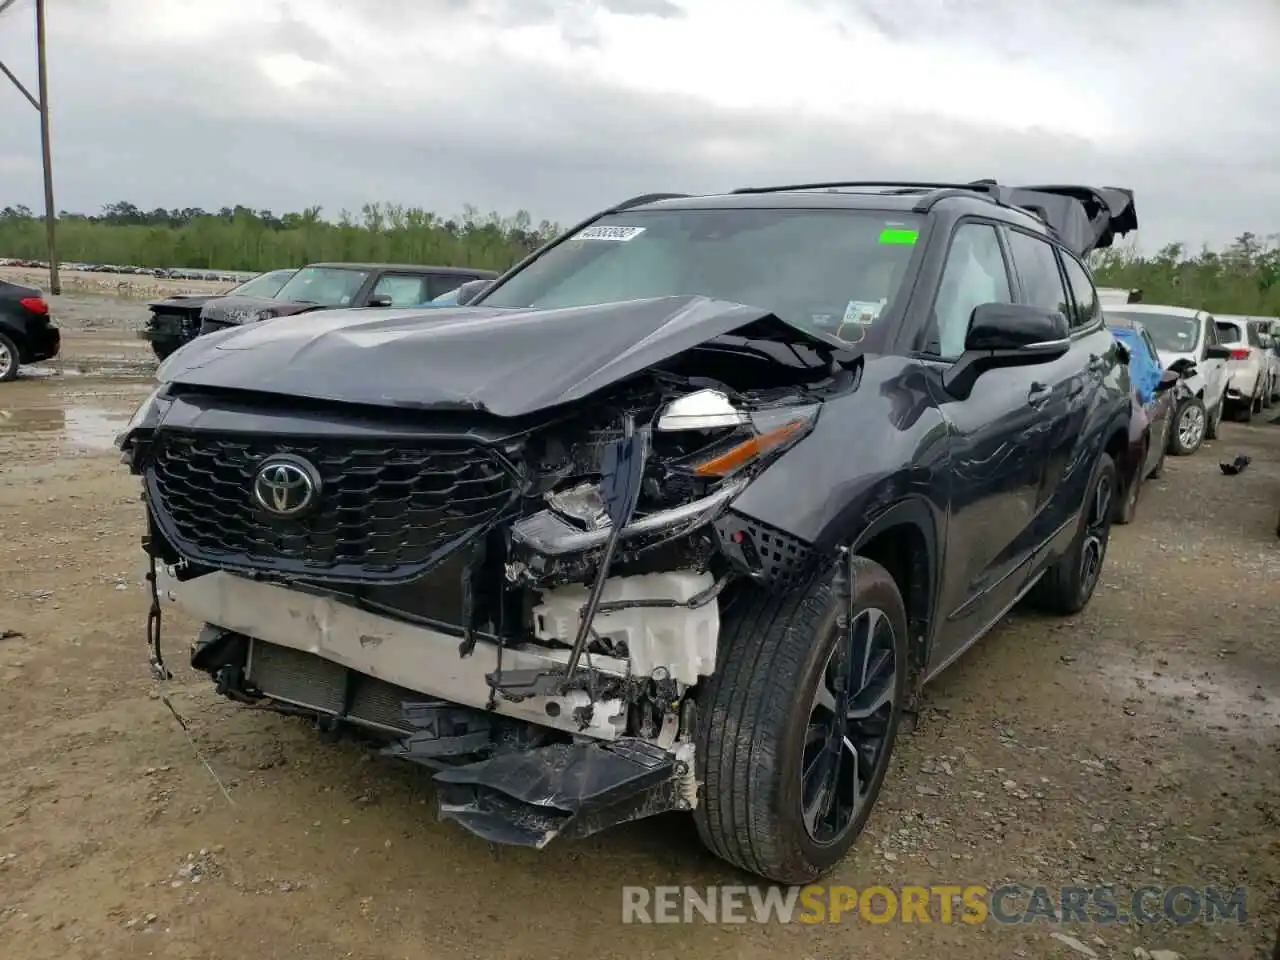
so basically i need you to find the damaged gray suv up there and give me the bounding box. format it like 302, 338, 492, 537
118, 180, 1137, 882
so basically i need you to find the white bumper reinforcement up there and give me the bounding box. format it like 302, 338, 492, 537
158, 567, 714, 741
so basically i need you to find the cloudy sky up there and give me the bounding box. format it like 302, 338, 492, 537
0, 0, 1277, 250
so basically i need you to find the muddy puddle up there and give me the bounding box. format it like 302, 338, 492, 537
21, 358, 155, 380
0, 380, 152, 457
0, 404, 132, 454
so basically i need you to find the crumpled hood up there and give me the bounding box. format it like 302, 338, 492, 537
199, 295, 317, 325
158, 295, 832, 417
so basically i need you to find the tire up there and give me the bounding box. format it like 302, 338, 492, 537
694, 555, 909, 884
1205, 395, 1222, 441
1029, 452, 1117, 615
1115, 452, 1143, 525
151, 338, 182, 362
0, 332, 19, 382
1168, 397, 1206, 455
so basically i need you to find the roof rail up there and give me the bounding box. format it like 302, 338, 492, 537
730, 180, 1004, 197
610, 192, 691, 212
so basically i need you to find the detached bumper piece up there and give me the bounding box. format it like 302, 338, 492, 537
433, 738, 683, 848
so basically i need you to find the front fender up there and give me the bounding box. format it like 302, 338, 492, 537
725, 356, 948, 547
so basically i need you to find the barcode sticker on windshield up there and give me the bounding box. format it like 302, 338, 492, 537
843, 300, 884, 325
576, 225, 646, 242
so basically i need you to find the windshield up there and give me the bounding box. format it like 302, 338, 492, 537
227, 268, 295, 300
1108, 311, 1200, 353
274, 266, 370, 307
479, 208, 923, 343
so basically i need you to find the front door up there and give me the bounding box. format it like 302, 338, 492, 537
926, 221, 1056, 671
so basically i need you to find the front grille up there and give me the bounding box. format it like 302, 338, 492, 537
146, 432, 518, 581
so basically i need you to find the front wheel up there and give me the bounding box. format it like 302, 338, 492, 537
694, 556, 909, 883
1168, 397, 1206, 455
1030, 452, 1117, 615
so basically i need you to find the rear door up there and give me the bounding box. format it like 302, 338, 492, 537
927, 220, 1054, 666
1006, 231, 1104, 541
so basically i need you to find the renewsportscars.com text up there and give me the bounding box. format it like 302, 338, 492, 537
621, 884, 1248, 925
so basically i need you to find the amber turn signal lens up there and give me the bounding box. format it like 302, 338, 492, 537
691, 420, 809, 477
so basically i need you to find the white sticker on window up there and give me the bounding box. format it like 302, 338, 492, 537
575, 225, 646, 242
842, 300, 884, 325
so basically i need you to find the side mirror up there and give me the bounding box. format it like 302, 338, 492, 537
454, 279, 493, 306
1154, 369, 1179, 392
942, 303, 1070, 400
368, 293, 394, 308
1205, 344, 1232, 360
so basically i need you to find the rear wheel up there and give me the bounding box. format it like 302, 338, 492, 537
1030, 452, 1116, 615
0, 332, 19, 382
694, 556, 909, 883
1168, 397, 1206, 455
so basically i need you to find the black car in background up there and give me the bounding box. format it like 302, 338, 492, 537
120, 179, 1137, 883
140, 268, 298, 360
195, 262, 500, 339
141, 263, 500, 360
0, 279, 60, 381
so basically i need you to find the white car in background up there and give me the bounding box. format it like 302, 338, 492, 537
1213, 315, 1270, 420
1097, 286, 1141, 306
1104, 304, 1233, 454
1246, 318, 1280, 406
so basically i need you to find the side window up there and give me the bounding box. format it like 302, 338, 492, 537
427, 275, 467, 300
1006, 230, 1070, 319
1060, 254, 1101, 329
1203, 318, 1217, 347
371, 274, 429, 307
1141, 329, 1161, 366
931, 223, 1014, 359
1246, 324, 1263, 348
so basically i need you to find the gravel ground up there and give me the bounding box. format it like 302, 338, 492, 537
0, 295, 1278, 960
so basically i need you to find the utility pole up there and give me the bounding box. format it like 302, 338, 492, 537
35, 0, 58, 293
0, 0, 59, 293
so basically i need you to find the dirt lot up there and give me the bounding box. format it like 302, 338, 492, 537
1, 297, 1279, 960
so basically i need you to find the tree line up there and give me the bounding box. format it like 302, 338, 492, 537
0, 202, 557, 274
1, 203, 1278, 316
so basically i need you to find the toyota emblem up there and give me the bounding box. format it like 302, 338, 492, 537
252, 455, 322, 517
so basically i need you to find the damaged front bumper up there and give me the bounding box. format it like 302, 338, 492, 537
155, 563, 705, 847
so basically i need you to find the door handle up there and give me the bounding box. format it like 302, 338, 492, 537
1028, 382, 1051, 406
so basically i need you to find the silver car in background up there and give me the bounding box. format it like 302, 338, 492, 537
1104, 304, 1233, 455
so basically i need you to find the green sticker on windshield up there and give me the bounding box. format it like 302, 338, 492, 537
878, 227, 919, 245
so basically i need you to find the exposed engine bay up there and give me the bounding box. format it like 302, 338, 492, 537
121, 306, 858, 846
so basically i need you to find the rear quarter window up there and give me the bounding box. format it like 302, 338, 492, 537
1215, 321, 1243, 344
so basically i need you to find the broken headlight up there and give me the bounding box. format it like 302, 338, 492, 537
655, 388, 819, 479
115, 385, 171, 448
512, 388, 819, 560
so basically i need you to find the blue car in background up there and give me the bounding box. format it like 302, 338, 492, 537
1106, 313, 1186, 523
